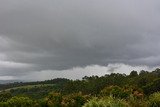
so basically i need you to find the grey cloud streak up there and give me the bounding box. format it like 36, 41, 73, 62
0, 0, 160, 80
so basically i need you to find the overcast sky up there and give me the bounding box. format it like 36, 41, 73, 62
0, 0, 160, 81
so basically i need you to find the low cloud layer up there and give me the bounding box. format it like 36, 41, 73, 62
0, 0, 160, 80
3, 64, 158, 81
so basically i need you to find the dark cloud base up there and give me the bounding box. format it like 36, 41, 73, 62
0, 0, 160, 80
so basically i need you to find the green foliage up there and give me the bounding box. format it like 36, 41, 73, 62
128, 94, 148, 107
44, 92, 89, 107
83, 96, 129, 107
149, 92, 160, 107
0, 91, 12, 102
101, 86, 130, 99
7, 96, 35, 107
110, 86, 128, 99
0, 96, 38, 107
61, 92, 89, 107
129, 71, 138, 77
9, 84, 59, 99
143, 78, 160, 95
45, 92, 62, 107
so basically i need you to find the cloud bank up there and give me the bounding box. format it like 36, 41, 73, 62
0, 0, 160, 80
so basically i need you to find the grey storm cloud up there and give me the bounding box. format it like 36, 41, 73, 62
0, 0, 160, 80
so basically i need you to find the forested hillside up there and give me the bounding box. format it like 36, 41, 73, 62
1, 68, 160, 107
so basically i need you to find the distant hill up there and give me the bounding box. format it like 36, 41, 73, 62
0, 78, 69, 91
0, 80, 24, 84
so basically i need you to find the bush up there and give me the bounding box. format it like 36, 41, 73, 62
0, 96, 37, 107
44, 92, 89, 107
61, 92, 89, 107
143, 78, 160, 95
82, 98, 105, 107
83, 96, 129, 107
149, 92, 160, 107
101, 86, 130, 99
0, 91, 12, 102
45, 92, 62, 107
128, 95, 148, 107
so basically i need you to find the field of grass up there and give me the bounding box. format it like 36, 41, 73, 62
4, 84, 55, 91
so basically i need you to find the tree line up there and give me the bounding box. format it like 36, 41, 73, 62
1, 68, 160, 106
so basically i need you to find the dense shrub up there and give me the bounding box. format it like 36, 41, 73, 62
128, 95, 148, 107
0, 91, 12, 102
8, 96, 35, 107
149, 92, 160, 107
143, 78, 160, 95
0, 96, 37, 107
61, 92, 89, 107
101, 86, 130, 99
83, 96, 129, 107
45, 92, 89, 107
45, 92, 62, 107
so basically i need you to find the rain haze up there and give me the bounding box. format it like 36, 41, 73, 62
0, 0, 160, 81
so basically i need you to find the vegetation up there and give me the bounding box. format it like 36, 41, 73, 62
1, 69, 160, 106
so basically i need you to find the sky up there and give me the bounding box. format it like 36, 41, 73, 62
0, 0, 160, 81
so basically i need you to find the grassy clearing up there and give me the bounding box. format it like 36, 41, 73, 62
4, 84, 55, 91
